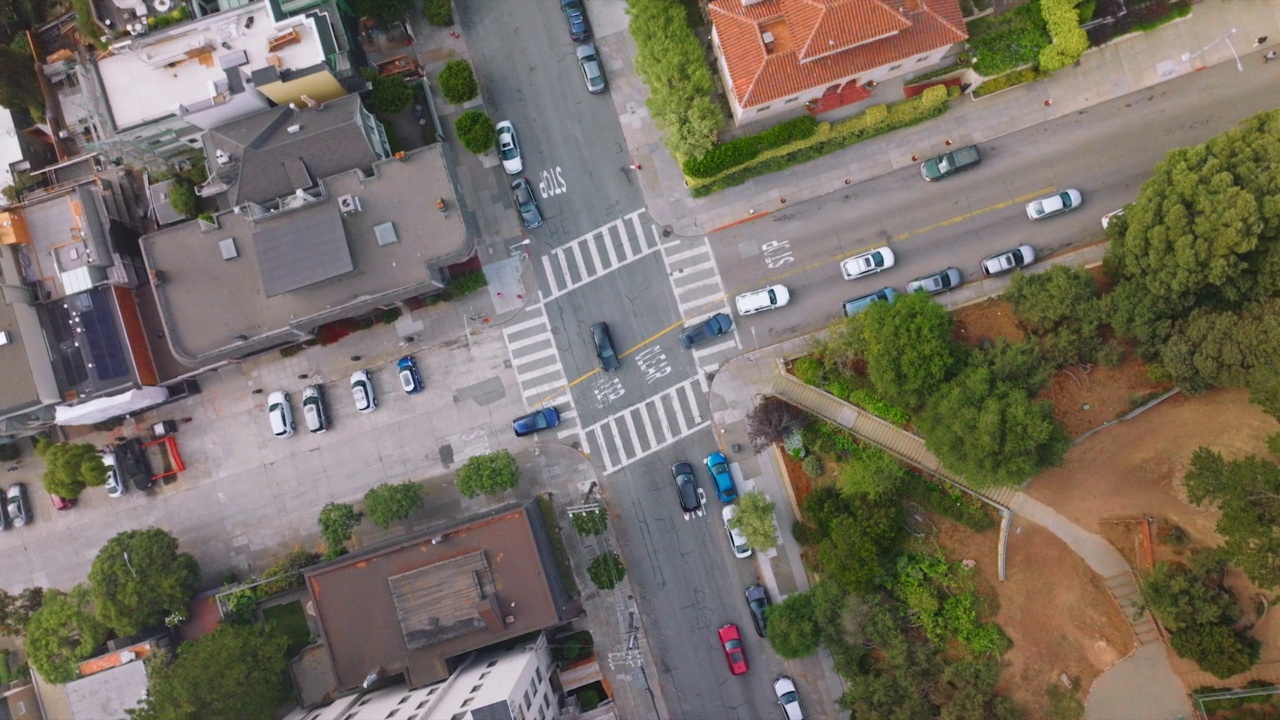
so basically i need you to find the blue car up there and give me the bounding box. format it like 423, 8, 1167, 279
512, 407, 560, 437
397, 355, 423, 394
705, 452, 736, 502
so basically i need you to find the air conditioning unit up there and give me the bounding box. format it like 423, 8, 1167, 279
0, 331, 11, 346
338, 195, 361, 214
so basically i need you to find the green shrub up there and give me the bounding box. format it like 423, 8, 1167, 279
1170, 625, 1259, 679
455, 110, 496, 154
168, 181, 198, 219
537, 496, 579, 597
968, 2, 1051, 76
630, 0, 723, 158
455, 450, 519, 498
1268, 432, 1280, 456
363, 481, 424, 528
801, 455, 823, 479
1038, 0, 1089, 71
846, 390, 909, 426
905, 63, 967, 85
900, 474, 996, 532
423, 0, 452, 25
587, 552, 625, 590
370, 73, 414, 114
577, 688, 602, 711
318, 502, 362, 552
442, 269, 488, 300
571, 509, 608, 536
681, 116, 817, 178
258, 548, 321, 597
792, 356, 824, 386
377, 307, 402, 325
1130, 3, 1190, 33
438, 60, 477, 104
972, 68, 1040, 97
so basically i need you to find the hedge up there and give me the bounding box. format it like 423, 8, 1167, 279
1037, 0, 1089, 71
968, 2, 1051, 77
972, 68, 1040, 98
687, 85, 952, 197
681, 116, 818, 179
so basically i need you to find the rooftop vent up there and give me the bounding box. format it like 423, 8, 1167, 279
504, 615, 515, 625
218, 238, 238, 260
338, 194, 361, 214
0, 331, 11, 346
215, 149, 231, 166
286, 124, 302, 134
373, 222, 398, 247
762, 31, 775, 51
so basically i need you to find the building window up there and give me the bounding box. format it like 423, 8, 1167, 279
461, 698, 474, 708
417, 701, 429, 710
486, 659, 499, 668
479, 671, 491, 680
784, 97, 799, 104
398, 697, 410, 705
427, 687, 440, 696
529, 678, 537, 696
756, 105, 771, 112
889, 63, 902, 70
543, 693, 552, 710
471, 685, 483, 693
359, 698, 373, 707
450, 714, 467, 720
386, 711, 399, 719
538, 709, 546, 720
535, 667, 543, 685
524, 690, 532, 709
915, 56, 930, 63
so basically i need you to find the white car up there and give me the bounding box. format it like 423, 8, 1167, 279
495, 121, 523, 175
774, 676, 804, 720
735, 285, 790, 316
103, 451, 126, 498
1025, 188, 1083, 220
302, 385, 328, 433
351, 371, 377, 414
722, 505, 752, 559
839, 246, 894, 280
266, 391, 294, 438
980, 244, 1037, 277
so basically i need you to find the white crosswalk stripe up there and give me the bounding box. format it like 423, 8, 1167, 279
500, 306, 581, 437
582, 377, 711, 475
539, 210, 663, 301
659, 237, 742, 374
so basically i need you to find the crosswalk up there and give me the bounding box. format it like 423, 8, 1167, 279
582, 376, 711, 475
539, 209, 663, 301
500, 306, 581, 440
660, 237, 742, 373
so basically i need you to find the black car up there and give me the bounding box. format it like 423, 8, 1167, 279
679, 312, 733, 348
671, 461, 700, 512
745, 584, 769, 637
591, 322, 619, 372
116, 438, 154, 491
560, 0, 591, 41
510, 177, 543, 229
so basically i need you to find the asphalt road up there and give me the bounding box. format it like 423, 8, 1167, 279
715, 62, 1280, 344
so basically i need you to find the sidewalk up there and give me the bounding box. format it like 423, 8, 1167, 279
603, 0, 1280, 235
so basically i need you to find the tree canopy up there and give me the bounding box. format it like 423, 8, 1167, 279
856, 291, 962, 409
26, 586, 108, 684
746, 397, 807, 452
0, 46, 44, 112
455, 450, 520, 498
1003, 265, 1105, 367
35, 438, 106, 500
317, 502, 361, 554
363, 481, 424, 528
730, 490, 778, 551
89, 528, 200, 636
127, 623, 291, 720
836, 446, 910, 500
1182, 447, 1280, 588
628, 0, 722, 158
346, 0, 414, 22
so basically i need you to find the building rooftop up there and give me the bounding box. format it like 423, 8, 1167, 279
13, 182, 113, 300
0, 263, 43, 417
96, 4, 326, 132
142, 142, 467, 366
64, 654, 149, 720
306, 503, 567, 692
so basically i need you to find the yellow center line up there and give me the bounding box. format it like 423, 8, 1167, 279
538, 318, 690, 406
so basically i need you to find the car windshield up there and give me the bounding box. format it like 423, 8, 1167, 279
269, 402, 282, 412
766, 289, 777, 304
500, 142, 517, 160
711, 461, 728, 476
781, 691, 799, 703
1009, 249, 1024, 264
526, 412, 550, 430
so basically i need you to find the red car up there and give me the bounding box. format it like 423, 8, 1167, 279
718, 623, 748, 676
50, 494, 75, 511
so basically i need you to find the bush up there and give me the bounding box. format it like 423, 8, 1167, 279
258, 548, 321, 596
571, 509, 608, 536
370, 73, 414, 115
972, 67, 1040, 98
363, 481, 424, 528
456, 450, 519, 498
1038, 0, 1089, 71
318, 502, 362, 551
968, 2, 1050, 76
1171, 625, 1259, 679
423, 0, 452, 25
438, 60, 478, 104
587, 552, 625, 590
0, 443, 19, 463
792, 356, 824, 386
801, 455, 824, 479
168, 181, 198, 219
537, 496, 579, 597
846, 390, 909, 426
455, 110, 497, 155
442, 269, 488, 300
629, 0, 723, 158
681, 116, 818, 178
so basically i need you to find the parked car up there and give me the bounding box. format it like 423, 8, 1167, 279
116, 437, 154, 491
704, 451, 736, 502
6, 484, 31, 528
671, 461, 700, 513
576, 43, 607, 94
103, 451, 127, 498
735, 285, 790, 316
722, 505, 752, 559
495, 121, 523, 175
1101, 207, 1125, 230
510, 177, 543, 229
980, 244, 1037, 277
512, 407, 561, 437
774, 676, 805, 720
920, 144, 981, 181
398, 355, 424, 394
560, 0, 591, 41
1025, 188, 1083, 220
839, 246, 895, 280
302, 384, 328, 433
351, 370, 378, 413
842, 287, 897, 318
0, 494, 8, 530
745, 584, 769, 637
718, 623, 748, 676
679, 312, 733, 349
266, 391, 294, 438
906, 267, 963, 295
50, 494, 75, 511
591, 322, 619, 372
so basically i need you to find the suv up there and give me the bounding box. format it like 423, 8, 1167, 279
116, 438, 154, 491
591, 322, 619, 372
735, 285, 790, 316
841, 287, 896, 318
302, 385, 328, 433
561, 0, 591, 41
980, 244, 1036, 277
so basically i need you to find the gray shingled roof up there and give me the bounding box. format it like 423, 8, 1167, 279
255, 203, 354, 297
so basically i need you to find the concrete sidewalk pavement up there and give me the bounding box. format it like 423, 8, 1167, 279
603, 0, 1280, 235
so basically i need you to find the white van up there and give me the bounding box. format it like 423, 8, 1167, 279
735, 285, 790, 316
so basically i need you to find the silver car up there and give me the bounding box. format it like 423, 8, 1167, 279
906, 267, 963, 295
1025, 189, 1083, 220
576, 43, 606, 94
774, 676, 804, 720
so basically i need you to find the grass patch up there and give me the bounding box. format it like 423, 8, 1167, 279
972, 67, 1040, 98
262, 601, 313, 658
537, 495, 580, 598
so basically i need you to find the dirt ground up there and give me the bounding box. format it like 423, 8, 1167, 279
934, 517, 1133, 718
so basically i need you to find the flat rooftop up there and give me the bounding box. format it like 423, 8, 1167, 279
307, 504, 563, 692
96, 5, 325, 131
142, 143, 467, 365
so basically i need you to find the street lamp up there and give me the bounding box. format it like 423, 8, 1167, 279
509, 238, 532, 258
1182, 28, 1243, 72
123, 551, 138, 578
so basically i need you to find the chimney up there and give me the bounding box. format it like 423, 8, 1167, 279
762, 31, 775, 52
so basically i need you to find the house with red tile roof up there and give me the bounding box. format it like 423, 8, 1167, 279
710, 0, 969, 124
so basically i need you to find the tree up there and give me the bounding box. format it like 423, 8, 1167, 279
1159, 299, 1280, 393
317, 502, 362, 552
917, 365, 1070, 487
570, 509, 608, 536
815, 498, 902, 593
127, 623, 291, 720
168, 180, 198, 219
978, 339, 1049, 394
89, 528, 200, 636
422, 0, 452, 25
858, 290, 963, 409
746, 397, 807, 452
1248, 366, 1280, 421
438, 60, 477, 104
0, 586, 44, 635
837, 446, 909, 500
454, 110, 497, 155
627, 0, 722, 158
25, 586, 108, 684
587, 552, 625, 590
1137, 561, 1238, 632
766, 588, 820, 658
35, 438, 106, 500
1169, 624, 1260, 679
455, 450, 519, 498
346, 0, 414, 22
363, 481, 424, 529
370, 73, 414, 115
730, 491, 778, 551
1004, 266, 1104, 367
1182, 448, 1280, 588
0, 46, 44, 112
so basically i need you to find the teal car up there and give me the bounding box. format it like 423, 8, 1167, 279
705, 452, 736, 502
